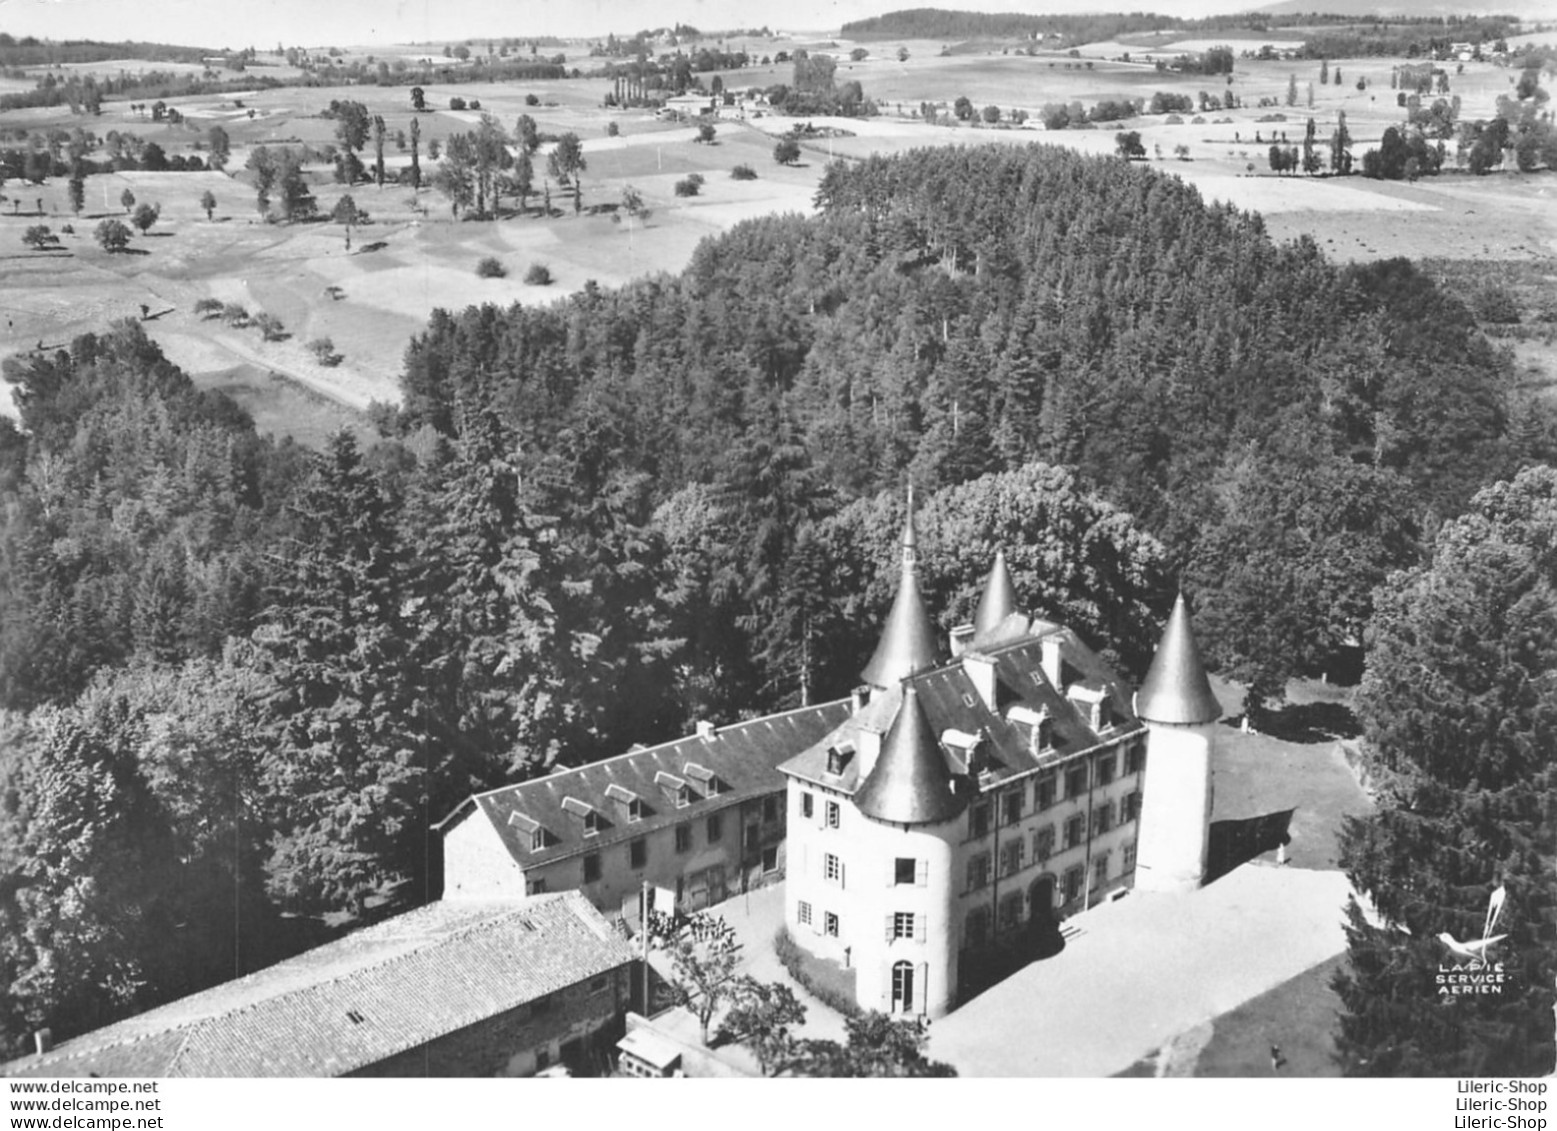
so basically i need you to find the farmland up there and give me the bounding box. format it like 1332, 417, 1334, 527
2, 30, 1554, 437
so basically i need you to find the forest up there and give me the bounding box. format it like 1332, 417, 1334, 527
838, 8, 1521, 51
0, 142, 1551, 1071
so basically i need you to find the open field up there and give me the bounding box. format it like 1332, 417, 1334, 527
4, 41, 1554, 441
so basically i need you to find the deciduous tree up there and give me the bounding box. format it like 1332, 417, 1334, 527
94, 217, 130, 252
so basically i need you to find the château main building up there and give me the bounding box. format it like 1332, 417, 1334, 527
440, 502, 1220, 1021
780, 510, 1219, 1018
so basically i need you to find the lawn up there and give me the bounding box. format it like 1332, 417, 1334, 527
1118, 953, 1349, 1077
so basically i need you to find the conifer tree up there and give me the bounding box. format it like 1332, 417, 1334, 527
257, 429, 429, 913
1335, 466, 1557, 1076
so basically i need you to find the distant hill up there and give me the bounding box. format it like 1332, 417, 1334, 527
841, 9, 1214, 43
1258, 0, 1553, 19
0, 36, 214, 67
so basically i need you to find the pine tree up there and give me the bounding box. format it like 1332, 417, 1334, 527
1334, 466, 1557, 1077
257, 429, 429, 914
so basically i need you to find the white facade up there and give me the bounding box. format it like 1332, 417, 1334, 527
786, 781, 960, 1018
1130, 720, 1215, 894
785, 728, 1145, 1018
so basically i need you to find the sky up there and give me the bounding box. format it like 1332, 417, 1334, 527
0, 0, 1270, 51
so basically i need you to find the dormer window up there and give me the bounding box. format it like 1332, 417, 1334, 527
684, 762, 724, 796
507, 810, 549, 852
655, 771, 691, 808
1067, 681, 1111, 733
561, 796, 603, 836
826, 743, 855, 777
1005, 705, 1053, 755
606, 784, 645, 822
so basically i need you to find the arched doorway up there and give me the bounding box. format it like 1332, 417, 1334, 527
1028, 874, 1063, 958
891, 960, 915, 1014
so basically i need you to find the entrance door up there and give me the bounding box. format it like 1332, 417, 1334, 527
891, 961, 915, 1013
688, 869, 709, 911
1030, 876, 1057, 926
707, 866, 727, 905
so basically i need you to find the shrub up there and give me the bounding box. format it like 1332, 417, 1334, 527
194, 297, 225, 319
253, 313, 287, 341
674, 174, 704, 197
308, 336, 342, 366
524, 262, 552, 286
731, 163, 758, 180
1472, 284, 1522, 326
606, 121, 620, 137
475, 256, 507, 278
221, 303, 250, 326
773, 927, 861, 1018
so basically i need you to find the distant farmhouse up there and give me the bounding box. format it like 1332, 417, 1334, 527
2, 894, 635, 1078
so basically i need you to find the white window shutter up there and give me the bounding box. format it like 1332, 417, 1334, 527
915, 914, 927, 943
916, 963, 929, 1014
885, 913, 895, 942
916, 859, 929, 887
840, 861, 846, 889
886, 858, 896, 887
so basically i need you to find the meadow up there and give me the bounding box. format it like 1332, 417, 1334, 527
3, 33, 1552, 436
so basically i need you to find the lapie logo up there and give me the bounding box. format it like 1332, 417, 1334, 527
1435, 885, 1509, 996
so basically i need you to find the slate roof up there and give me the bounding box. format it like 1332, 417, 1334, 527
440, 700, 853, 868
1, 893, 634, 1078
972, 550, 1019, 638
1135, 593, 1222, 725
782, 619, 1145, 799
854, 685, 968, 825
860, 507, 941, 688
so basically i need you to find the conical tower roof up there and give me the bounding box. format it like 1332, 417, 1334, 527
854, 686, 966, 825
973, 549, 1018, 637
1135, 593, 1222, 725
860, 498, 940, 688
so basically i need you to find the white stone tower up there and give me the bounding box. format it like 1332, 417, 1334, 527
848, 684, 967, 1019
1132, 593, 1221, 893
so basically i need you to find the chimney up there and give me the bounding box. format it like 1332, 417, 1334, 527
1042, 635, 1064, 691
34, 1029, 52, 1057
949, 623, 976, 658
695, 720, 715, 740
850, 684, 873, 713
963, 652, 997, 710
